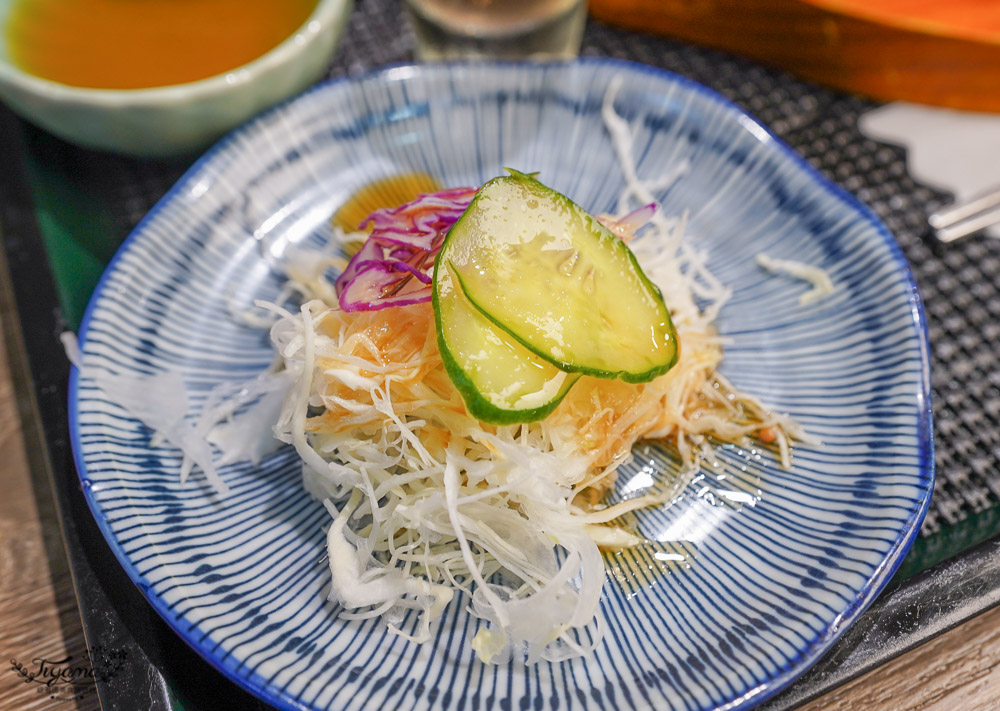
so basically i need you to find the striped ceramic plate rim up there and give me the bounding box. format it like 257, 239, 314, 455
70, 59, 933, 711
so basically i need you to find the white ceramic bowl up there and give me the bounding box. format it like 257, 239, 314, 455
0, 0, 352, 156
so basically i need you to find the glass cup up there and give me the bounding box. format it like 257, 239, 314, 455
405, 0, 587, 61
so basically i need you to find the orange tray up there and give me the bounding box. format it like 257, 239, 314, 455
590, 0, 1000, 113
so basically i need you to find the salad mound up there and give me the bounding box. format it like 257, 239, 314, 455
267, 155, 800, 663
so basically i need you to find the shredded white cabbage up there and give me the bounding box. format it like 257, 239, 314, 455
93, 368, 231, 496
268, 297, 611, 662
60, 331, 83, 367
756, 253, 836, 305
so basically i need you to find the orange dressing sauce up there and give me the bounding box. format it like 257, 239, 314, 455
332, 173, 444, 233
4, 0, 317, 89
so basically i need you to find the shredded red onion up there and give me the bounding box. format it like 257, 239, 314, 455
337, 186, 477, 311
600, 203, 656, 239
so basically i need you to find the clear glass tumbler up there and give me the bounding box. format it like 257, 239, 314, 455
405, 0, 587, 61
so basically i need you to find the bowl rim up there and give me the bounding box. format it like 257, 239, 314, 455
0, 0, 350, 104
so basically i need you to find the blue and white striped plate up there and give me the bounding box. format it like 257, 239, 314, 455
70, 60, 933, 711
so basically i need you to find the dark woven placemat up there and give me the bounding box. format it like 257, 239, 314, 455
23, 0, 1000, 538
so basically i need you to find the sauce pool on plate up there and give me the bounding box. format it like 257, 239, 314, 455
4, 0, 317, 89
332, 173, 444, 233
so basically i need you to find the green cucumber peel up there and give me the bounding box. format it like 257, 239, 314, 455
439, 170, 678, 384
432, 261, 579, 425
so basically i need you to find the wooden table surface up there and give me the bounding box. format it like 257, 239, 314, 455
0, 310, 998, 709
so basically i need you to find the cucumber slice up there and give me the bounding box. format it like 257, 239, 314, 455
434, 261, 579, 424
440, 171, 678, 383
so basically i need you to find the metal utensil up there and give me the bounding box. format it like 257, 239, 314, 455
929, 185, 1000, 242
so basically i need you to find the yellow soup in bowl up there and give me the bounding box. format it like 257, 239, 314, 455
5, 0, 318, 89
